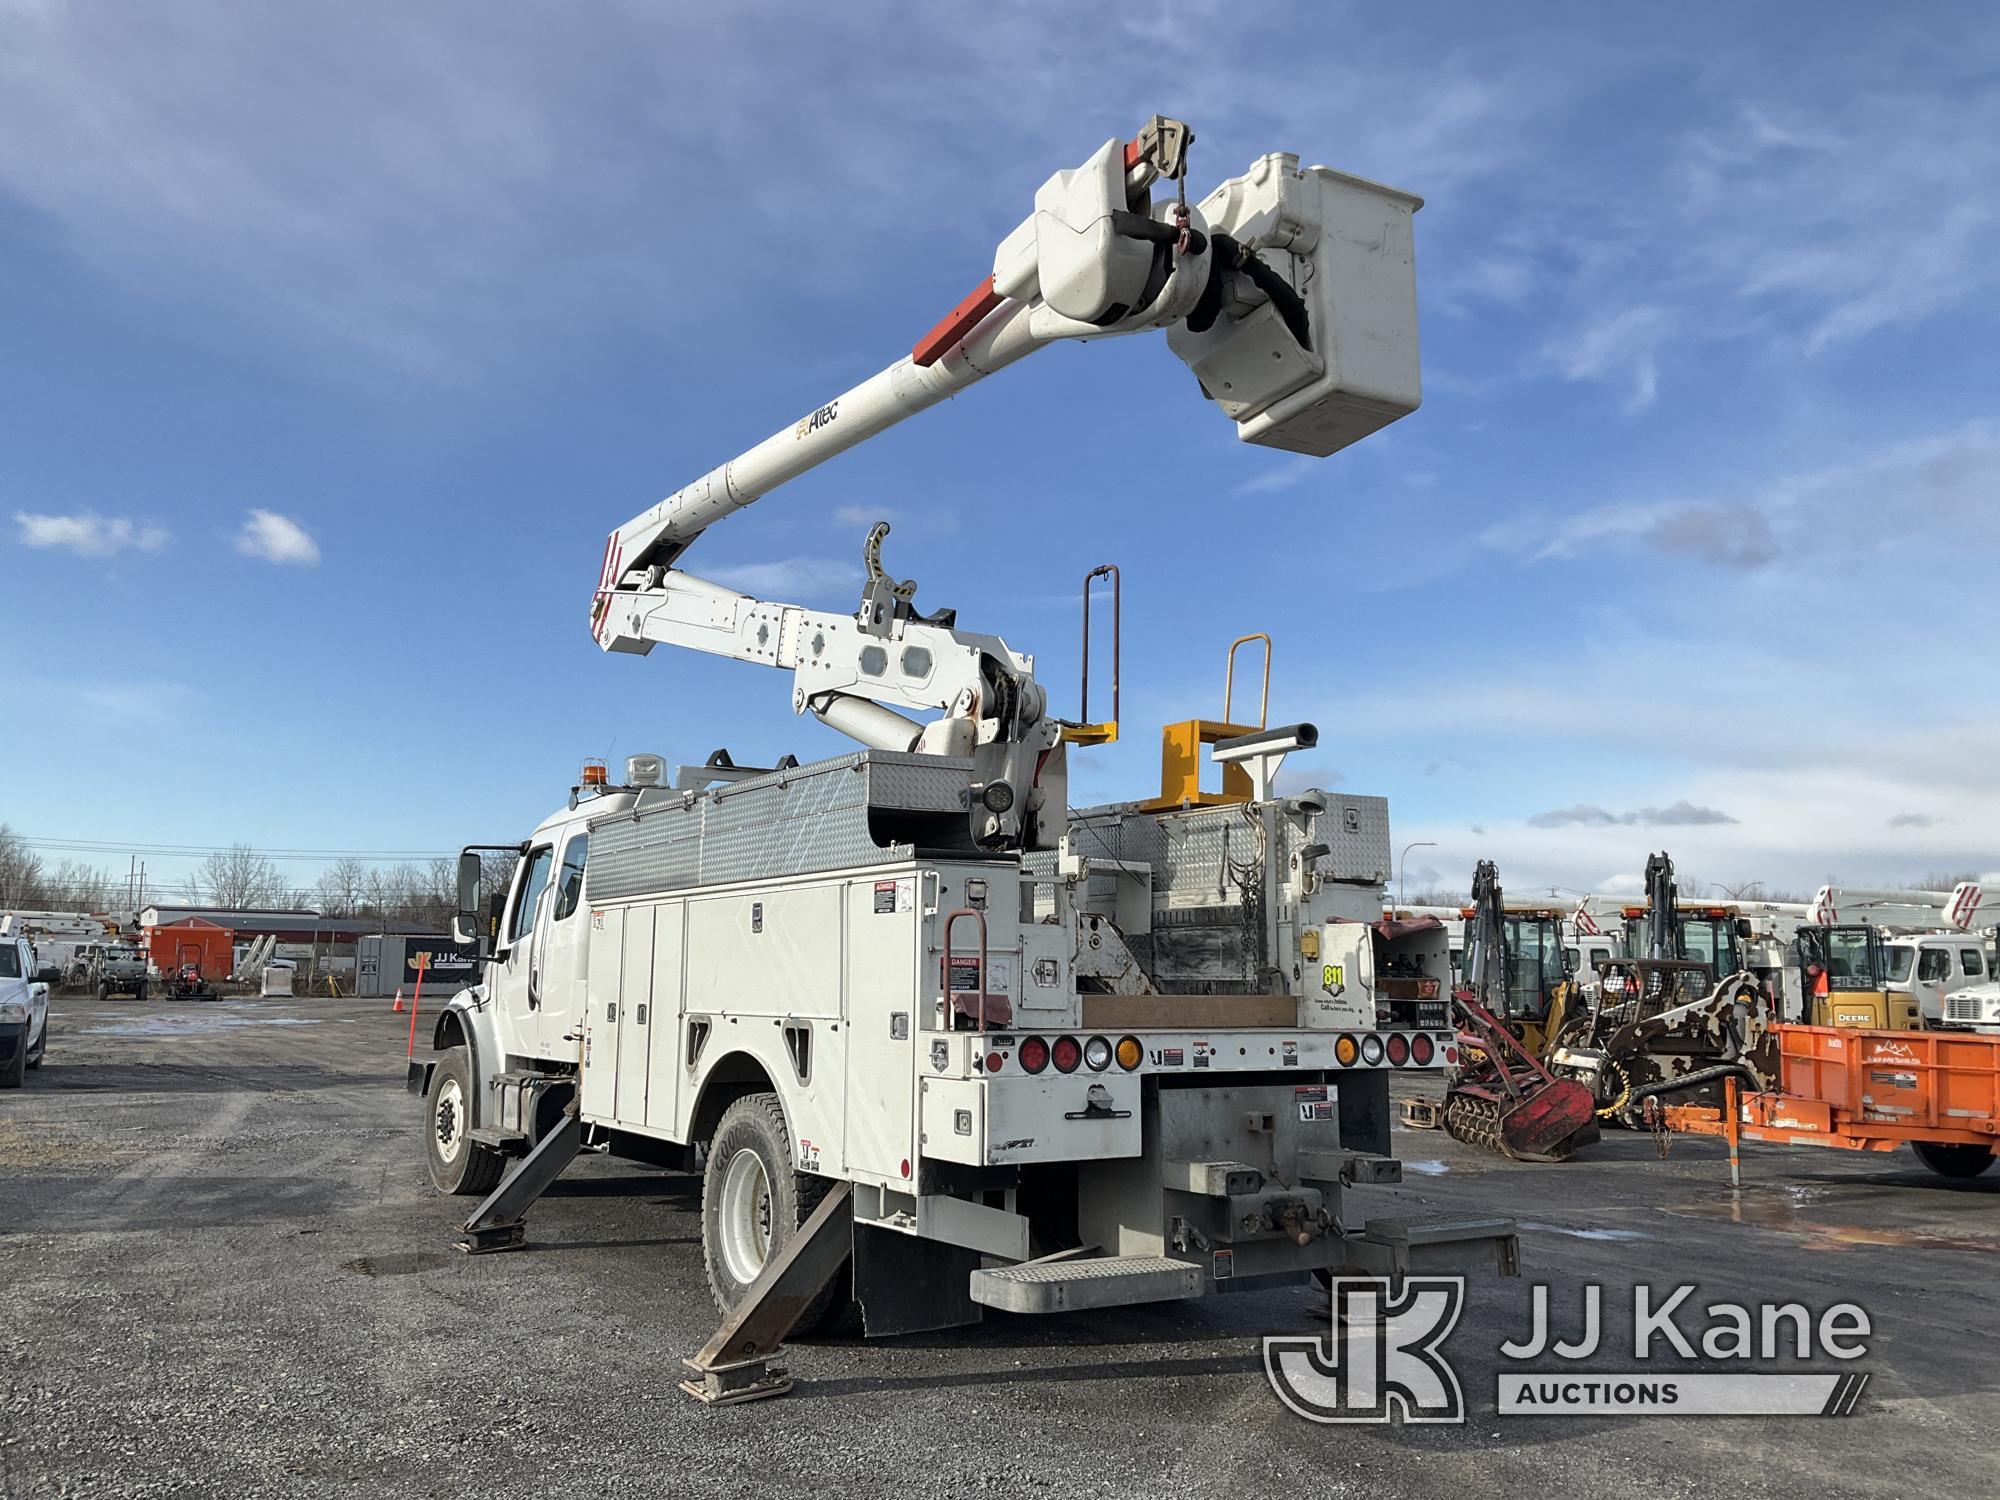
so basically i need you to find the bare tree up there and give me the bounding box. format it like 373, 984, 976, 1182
0, 824, 44, 909
195, 844, 288, 909
40, 859, 115, 910
315, 857, 368, 917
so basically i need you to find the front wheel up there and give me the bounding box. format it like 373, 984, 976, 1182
26, 1018, 47, 1069
423, 1047, 506, 1195
0, 1037, 24, 1088
96, 980, 109, 1003
700, 1092, 843, 1332
136, 981, 148, 1004
1911, 1141, 1996, 1179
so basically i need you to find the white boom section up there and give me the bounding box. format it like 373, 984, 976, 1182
1812, 883, 1999, 933
588, 121, 1424, 850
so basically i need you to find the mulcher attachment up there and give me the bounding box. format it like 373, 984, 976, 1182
1442, 993, 1599, 1162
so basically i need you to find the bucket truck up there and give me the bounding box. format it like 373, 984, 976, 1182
411, 119, 1517, 1403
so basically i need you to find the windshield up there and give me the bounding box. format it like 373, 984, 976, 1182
1502, 914, 1562, 1019
1881, 944, 1916, 982
1679, 916, 1740, 975
1826, 928, 1877, 988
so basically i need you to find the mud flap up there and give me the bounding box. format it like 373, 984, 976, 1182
854, 1222, 984, 1337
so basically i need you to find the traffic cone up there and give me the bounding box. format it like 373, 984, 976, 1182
391, 987, 406, 1013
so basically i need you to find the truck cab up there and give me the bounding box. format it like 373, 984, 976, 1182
0, 934, 50, 1085
1881, 932, 1989, 1024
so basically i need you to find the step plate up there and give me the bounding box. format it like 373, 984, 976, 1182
1359, 1212, 1516, 1248
970, 1255, 1204, 1314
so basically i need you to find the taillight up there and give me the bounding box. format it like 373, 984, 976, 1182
984, 1050, 1004, 1073
1386, 1033, 1410, 1066
1052, 1036, 1082, 1073
1411, 1033, 1436, 1067
1360, 1034, 1385, 1066
1083, 1036, 1113, 1072
1019, 1036, 1050, 1074
1115, 1036, 1142, 1070
1444, 1045, 1459, 1065
1335, 1034, 1359, 1066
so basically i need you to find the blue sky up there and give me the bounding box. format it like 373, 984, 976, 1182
3, 2, 1998, 904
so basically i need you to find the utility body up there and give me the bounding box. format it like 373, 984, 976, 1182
411, 119, 1515, 1382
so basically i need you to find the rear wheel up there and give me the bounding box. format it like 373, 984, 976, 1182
1911, 1141, 1996, 1179
27, 1017, 47, 1068
423, 1047, 506, 1195
700, 1092, 843, 1332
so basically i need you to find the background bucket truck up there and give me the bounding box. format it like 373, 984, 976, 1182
409, 117, 1518, 1404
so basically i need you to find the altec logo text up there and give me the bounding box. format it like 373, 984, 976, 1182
1266, 1279, 1872, 1423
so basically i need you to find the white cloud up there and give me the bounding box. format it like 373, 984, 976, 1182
832, 504, 893, 528
1231, 457, 1319, 496
1488, 418, 1999, 575
1543, 305, 1674, 412
705, 556, 859, 603
14, 510, 168, 557
235, 509, 320, 565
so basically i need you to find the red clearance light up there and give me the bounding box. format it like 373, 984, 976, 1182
984, 1051, 1004, 1074
1411, 1033, 1436, 1067
1019, 1036, 1050, 1074
1386, 1033, 1410, 1066
1444, 1045, 1459, 1066
1052, 1036, 1082, 1074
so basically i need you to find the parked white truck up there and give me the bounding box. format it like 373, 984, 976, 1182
0, 931, 51, 1086
411, 117, 1516, 1399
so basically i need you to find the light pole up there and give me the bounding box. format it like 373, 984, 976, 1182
1398, 841, 1437, 911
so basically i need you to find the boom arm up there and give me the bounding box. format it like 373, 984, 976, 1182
589, 118, 1424, 852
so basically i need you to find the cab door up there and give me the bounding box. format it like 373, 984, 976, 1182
1912, 944, 1953, 1023
534, 831, 592, 1059
489, 841, 557, 1058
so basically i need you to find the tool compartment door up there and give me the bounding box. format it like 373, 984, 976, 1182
581, 907, 624, 1121
1310, 921, 1376, 1029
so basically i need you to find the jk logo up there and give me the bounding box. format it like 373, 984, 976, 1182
1264, 1277, 1466, 1424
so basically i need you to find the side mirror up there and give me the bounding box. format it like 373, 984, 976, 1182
451, 912, 480, 949
457, 851, 482, 920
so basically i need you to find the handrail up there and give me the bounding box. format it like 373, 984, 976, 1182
1079, 563, 1120, 742
1223, 633, 1271, 728
942, 907, 993, 1031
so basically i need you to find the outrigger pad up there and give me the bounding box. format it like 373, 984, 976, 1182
1499, 1079, 1598, 1162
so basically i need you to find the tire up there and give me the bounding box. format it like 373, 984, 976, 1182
136, 981, 148, 1004
423, 1047, 506, 1196
27, 1018, 46, 1069
96, 980, 109, 1003
1911, 1141, 1996, 1179
0, 1038, 24, 1089
701, 1092, 843, 1333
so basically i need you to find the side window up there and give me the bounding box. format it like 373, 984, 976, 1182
1962, 949, 1984, 977
553, 833, 589, 920
0, 943, 20, 979
507, 845, 555, 945
1918, 948, 1951, 983
1563, 947, 1580, 969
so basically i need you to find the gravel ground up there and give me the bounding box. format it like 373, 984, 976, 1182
2, 993, 1995, 1499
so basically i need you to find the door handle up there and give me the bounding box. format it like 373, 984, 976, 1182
636, 1004, 648, 1024
606, 1002, 617, 1022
